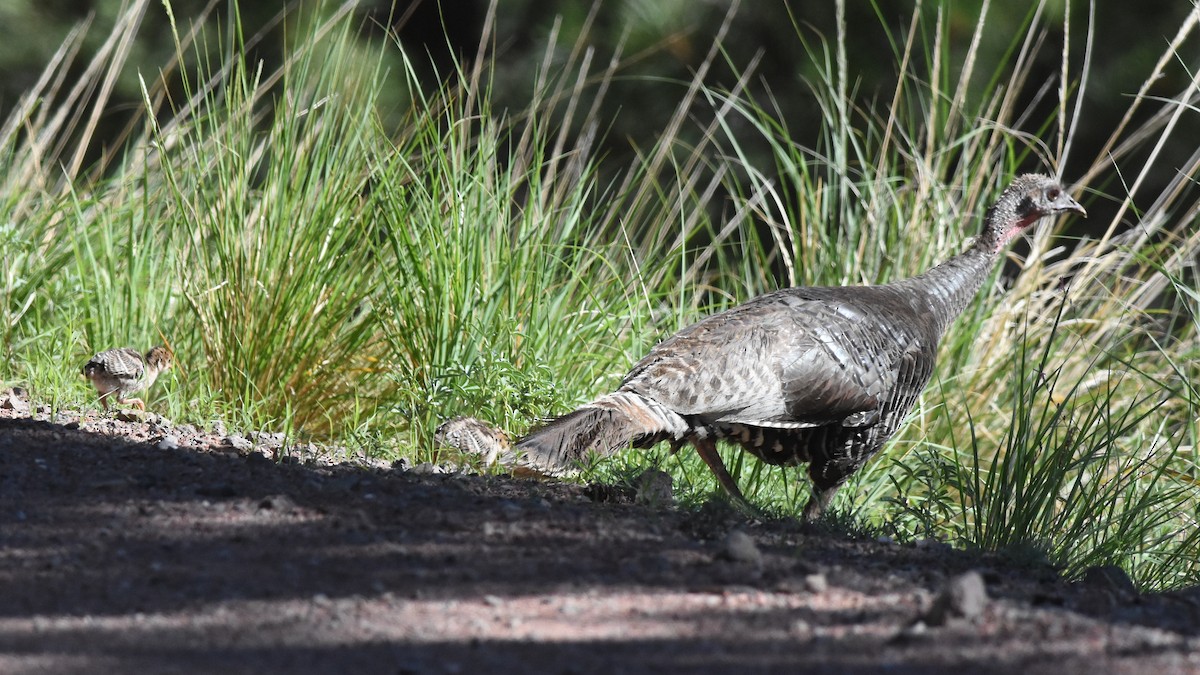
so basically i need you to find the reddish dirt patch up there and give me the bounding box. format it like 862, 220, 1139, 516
2, 401, 1200, 673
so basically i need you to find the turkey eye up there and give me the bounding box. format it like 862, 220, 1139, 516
1046, 187, 1061, 201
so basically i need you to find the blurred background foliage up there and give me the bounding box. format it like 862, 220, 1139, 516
1, 0, 1195, 223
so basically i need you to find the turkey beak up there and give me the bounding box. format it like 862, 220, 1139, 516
1057, 193, 1087, 218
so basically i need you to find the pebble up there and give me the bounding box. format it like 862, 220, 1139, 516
174, 423, 199, 437
156, 435, 180, 451
250, 430, 286, 446
720, 530, 763, 566
891, 619, 930, 644
0, 388, 30, 414
222, 434, 253, 452
115, 410, 145, 423
635, 469, 674, 506
804, 573, 829, 593
1082, 564, 1138, 598
258, 494, 297, 512
924, 570, 988, 625
1076, 564, 1138, 612
411, 462, 444, 475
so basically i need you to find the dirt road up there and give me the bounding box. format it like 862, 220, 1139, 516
2, 400, 1199, 673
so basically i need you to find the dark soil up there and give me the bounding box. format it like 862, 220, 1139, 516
3, 397, 1200, 674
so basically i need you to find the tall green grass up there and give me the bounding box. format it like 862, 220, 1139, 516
3, 0, 1200, 589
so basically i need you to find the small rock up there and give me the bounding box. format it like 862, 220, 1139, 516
357, 456, 392, 472
251, 431, 286, 456
804, 573, 828, 593
720, 530, 763, 566
635, 469, 674, 507
0, 388, 30, 414
258, 494, 296, 512
156, 435, 180, 451
924, 570, 988, 626
411, 462, 442, 475
222, 434, 253, 452
391, 457, 411, 471
1076, 564, 1138, 613
890, 619, 930, 645
1081, 564, 1138, 599
115, 409, 145, 423
250, 430, 286, 447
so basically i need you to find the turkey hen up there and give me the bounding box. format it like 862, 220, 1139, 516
517, 174, 1085, 519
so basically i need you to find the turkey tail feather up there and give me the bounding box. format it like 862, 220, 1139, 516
516, 407, 641, 473
515, 392, 688, 474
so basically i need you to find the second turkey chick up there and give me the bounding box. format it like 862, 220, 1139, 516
82, 345, 173, 412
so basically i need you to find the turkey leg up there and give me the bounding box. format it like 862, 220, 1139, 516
692, 436, 756, 514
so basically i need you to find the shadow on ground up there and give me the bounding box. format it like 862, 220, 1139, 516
1, 414, 1198, 674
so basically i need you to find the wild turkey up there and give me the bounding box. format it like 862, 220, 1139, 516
81, 345, 173, 411
435, 415, 512, 466
516, 174, 1086, 519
